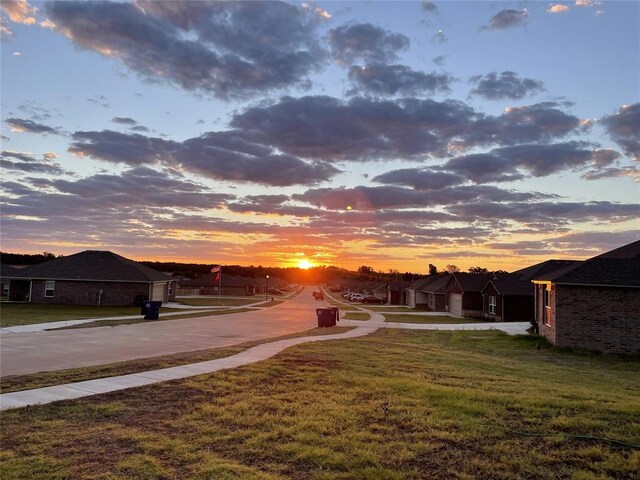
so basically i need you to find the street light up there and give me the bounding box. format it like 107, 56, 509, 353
265, 275, 269, 300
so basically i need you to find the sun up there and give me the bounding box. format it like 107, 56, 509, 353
297, 259, 314, 270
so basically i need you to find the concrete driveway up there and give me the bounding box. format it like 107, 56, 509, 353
0, 288, 322, 376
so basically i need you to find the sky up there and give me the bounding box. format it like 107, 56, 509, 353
1, 0, 639, 273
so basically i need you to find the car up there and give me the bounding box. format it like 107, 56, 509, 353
361, 295, 385, 304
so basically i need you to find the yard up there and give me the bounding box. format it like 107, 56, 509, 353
1, 329, 638, 479
383, 314, 485, 324
176, 297, 261, 307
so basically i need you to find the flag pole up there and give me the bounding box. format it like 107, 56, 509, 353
218, 265, 222, 306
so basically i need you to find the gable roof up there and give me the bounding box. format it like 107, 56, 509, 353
512, 260, 582, 281
483, 275, 534, 296
592, 239, 640, 259
407, 276, 433, 290
8, 251, 171, 282
450, 272, 493, 292
422, 273, 451, 293
409, 273, 450, 292
536, 258, 640, 287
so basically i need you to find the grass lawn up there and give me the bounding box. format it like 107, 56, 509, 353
176, 297, 260, 307
0, 304, 178, 328
1, 329, 638, 479
383, 314, 485, 324
365, 305, 414, 311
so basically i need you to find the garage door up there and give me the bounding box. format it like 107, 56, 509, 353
449, 293, 462, 316
151, 283, 166, 302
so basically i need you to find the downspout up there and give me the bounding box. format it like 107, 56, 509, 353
501, 296, 505, 322
148, 283, 153, 302
28, 280, 32, 303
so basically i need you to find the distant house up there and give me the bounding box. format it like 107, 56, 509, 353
406, 274, 449, 309
1, 264, 19, 297
444, 273, 493, 317
421, 274, 451, 312
387, 280, 411, 305
532, 240, 640, 354
5, 250, 176, 306
481, 260, 580, 322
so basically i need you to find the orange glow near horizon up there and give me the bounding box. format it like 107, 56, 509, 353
297, 259, 315, 270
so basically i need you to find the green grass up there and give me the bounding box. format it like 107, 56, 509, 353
2, 329, 639, 479
252, 300, 285, 308
0, 326, 354, 394
176, 297, 260, 307
0, 304, 178, 327
383, 314, 485, 324
364, 305, 414, 311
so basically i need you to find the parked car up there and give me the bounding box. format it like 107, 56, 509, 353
361, 295, 385, 304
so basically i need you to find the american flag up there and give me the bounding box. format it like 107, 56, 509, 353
211, 265, 221, 282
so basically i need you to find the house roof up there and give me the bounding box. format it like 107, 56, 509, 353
407, 276, 432, 290
422, 274, 451, 293
409, 273, 450, 292
592, 239, 640, 259
8, 251, 171, 282
536, 258, 640, 287
484, 275, 534, 296
1, 264, 19, 278
450, 272, 493, 292
387, 280, 411, 291
511, 260, 582, 281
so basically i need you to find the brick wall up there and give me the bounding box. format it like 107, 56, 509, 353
30, 280, 151, 306
536, 283, 557, 343
554, 285, 640, 354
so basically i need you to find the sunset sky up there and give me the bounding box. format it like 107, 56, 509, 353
1, 0, 638, 273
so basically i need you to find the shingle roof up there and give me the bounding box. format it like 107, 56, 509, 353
407, 276, 432, 290
9, 251, 171, 282
512, 259, 582, 281
485, 275, 534, 296
537, 258, 640, 287
409, 273, 450, 291
1, 264, 19, 278
423, 274, 451, 293
592, 239, 640, 259
451, 272, 493, 292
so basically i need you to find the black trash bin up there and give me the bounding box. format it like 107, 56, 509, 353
144, 301, 162, 320
329, 307, 339, 324
316, 307, 335, 327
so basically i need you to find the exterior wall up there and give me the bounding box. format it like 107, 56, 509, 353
554, 285, 640, 354
483, 284, 502, 321
407, 290, 416, 308
536, 283, 557, 343
29, 280, 151, 306
415, 291, 429, 309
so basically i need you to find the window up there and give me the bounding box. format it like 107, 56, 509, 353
45, 281, 55, 298
542, 285, 552, 326
488, 296, 497, 314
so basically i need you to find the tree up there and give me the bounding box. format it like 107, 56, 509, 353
445, 264, 460, 273
428, 264, 438, 275
358, 265, 374, 274
468, 266, 490, 274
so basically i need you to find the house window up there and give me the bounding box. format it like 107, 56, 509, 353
44, 281, 55, 298
488, 296, 497, 314
543, 285, 552, 326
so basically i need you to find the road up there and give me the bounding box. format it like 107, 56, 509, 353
0, 288, 321, 376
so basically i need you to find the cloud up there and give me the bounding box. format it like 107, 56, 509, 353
432, 55, 447, 66
581, 166, 640, 182
1, 150, 66, 175
1, 0, 37, 25
348, 64, 453, 96
600, 103, 640, 161
111, 116, 138, 126
1, 16, 14, 39
442, 142, 620, 183
547, 4, 571, 14
373, 169, 466, 190
469, 71, 545, 100
68, 129, 340, 187
479, 9, 528, 31
45, 1, 327, 99
232, 96, 582, 162
5, 117, 62, 135
328, 23, 409, 64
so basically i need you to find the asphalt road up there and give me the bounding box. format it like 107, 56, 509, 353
0, 288, 322, 376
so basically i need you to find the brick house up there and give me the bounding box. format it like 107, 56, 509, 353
444, 273, 492, 318
481, 260, 580, 322
1, 264, 19, 297
532, 240, 640, 354
421, 274, 451, 312
6, 250, 176, 306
